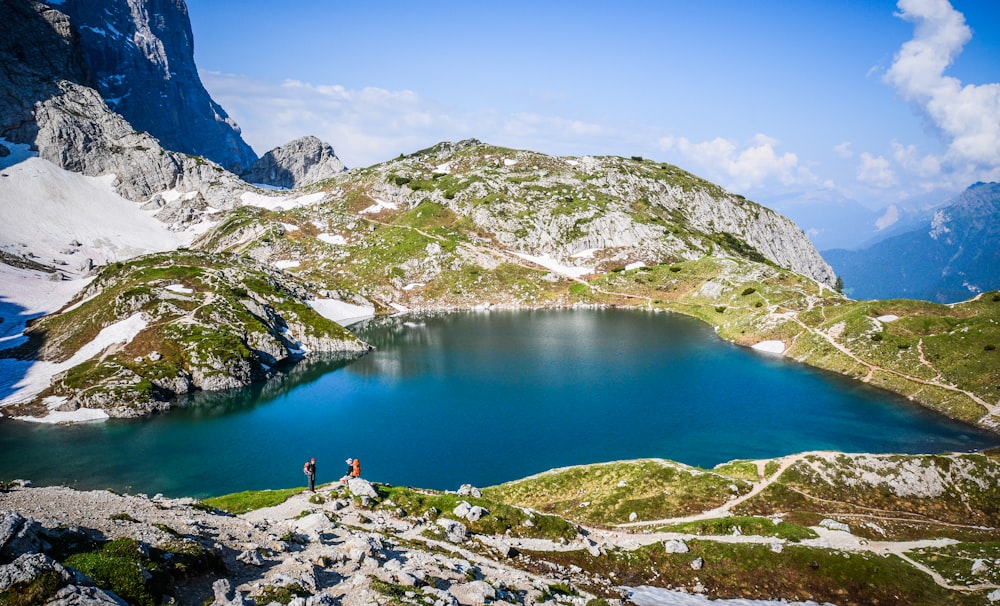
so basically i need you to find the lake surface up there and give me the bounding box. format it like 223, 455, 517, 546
1, 309, 996, 498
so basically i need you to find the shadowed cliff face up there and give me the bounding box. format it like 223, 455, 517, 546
56, 0, 258, 173
0, 0, 90, 144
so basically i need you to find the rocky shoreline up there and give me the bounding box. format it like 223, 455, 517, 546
4, 450, 1000, 605
0, 480, 622, 606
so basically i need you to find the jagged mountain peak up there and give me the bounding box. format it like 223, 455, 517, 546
824, 181, 1000, 302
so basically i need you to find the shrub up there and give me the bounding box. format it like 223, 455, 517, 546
986, 344, 996, 352
871, 333, 883, 342
64, 538, 156, 606
252, 583, 310, 605
741, 287, 756, 296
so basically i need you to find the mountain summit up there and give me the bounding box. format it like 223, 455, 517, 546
824, 182, 1000, 302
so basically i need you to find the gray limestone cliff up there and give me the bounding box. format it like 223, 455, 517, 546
241, 135, 347, 189
55, 0, 258, 173
0, 0, 256, 223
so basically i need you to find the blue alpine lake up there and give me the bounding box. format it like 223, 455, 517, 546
1, 309, 997, 498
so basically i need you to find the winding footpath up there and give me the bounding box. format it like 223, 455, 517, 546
500, 452, 999, 595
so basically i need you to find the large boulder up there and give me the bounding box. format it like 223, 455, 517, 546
0, 511, 48, 561
346, 477, 378, 500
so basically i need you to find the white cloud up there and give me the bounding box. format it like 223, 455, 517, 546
891, 142, 941, 177
201, 72, 641, 168
857, 152, 897, 188
658, 134, 812, 192
833, 142, 854, 159
885, 0, 1000, 168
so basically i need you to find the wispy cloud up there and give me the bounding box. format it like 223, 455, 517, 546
857, 152, 897, 188
885, 0, 1000, 169
201, 72, 639, 168
833, 142, 854, 159
658, 134, 815, 192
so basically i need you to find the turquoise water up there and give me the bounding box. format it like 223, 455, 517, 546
1, 309, 996, 498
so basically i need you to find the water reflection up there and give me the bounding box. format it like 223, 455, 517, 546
175, 353, 361, 418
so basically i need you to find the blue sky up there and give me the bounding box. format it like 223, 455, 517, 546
186, 0, 999, 220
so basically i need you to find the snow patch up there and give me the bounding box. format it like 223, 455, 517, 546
628, 585, 827, 606
751, 340, 785, 354
0, 158, 185, 271
309, 299, 375, 326
317, 233, 347, 245
503, 158, 518, 167
164, 284, 193, 294
0, 138, 37, 169
1, 313, 148, 408
876, 314, 899, 323
17, 407, 110, 424
625, 261, 647, 271
403, 282, 425, 291
512, 252, 593, 278
435, 162, 451, 174
280, 222, 300, 232
240, 190, 326, 212
571, 248, 600, 259
359, 198, 398, 215
273, 260, 300, 269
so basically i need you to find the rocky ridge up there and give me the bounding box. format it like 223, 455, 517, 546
343, 141, 834, 288
2, 451, 999, 605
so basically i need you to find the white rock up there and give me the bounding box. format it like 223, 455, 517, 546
819, 518, 851, 533
663, 539, 689, 553
466, 506, 489, 522
438, 518, 468, 543
347, 477, 378, 499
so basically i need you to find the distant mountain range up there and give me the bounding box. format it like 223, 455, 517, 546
823, 182, 1000, 303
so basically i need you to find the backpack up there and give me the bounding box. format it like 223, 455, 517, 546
352, 458, 361, 477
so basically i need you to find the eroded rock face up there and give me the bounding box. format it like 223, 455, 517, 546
241, 136, 347, 189
0, 0, 254, 217
56, 0, 258, 173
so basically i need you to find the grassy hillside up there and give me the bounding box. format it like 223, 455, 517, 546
484, 452, 1000, 605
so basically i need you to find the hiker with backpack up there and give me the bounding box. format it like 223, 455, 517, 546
340, 457, 361, 483
303, 457, 316, 492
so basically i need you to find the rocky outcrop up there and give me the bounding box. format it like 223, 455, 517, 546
0, 0, 253, 217
241, 136, 347, 189
0, 484, 609, 606
31, 80, 247, 205
4, 250, 372, 420
56, 0, 258, 173
0, 0, 90, 145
